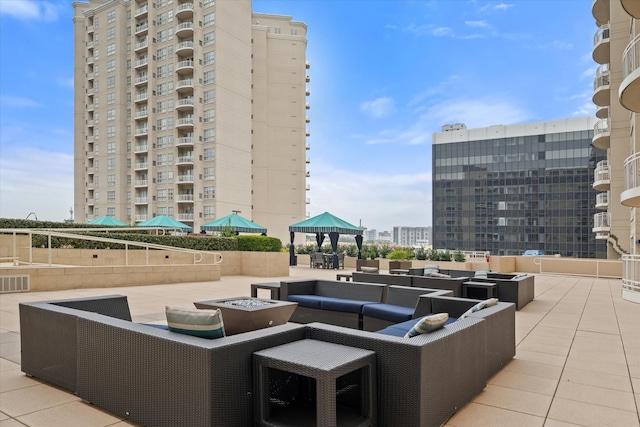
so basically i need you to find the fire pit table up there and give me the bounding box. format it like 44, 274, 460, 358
193, 297, 298, 336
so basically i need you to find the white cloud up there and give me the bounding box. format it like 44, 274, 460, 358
465, 20, 490, 28
308, 161, 432, 231
432, 26, 453, 37
0, 0, 61, 21
1, 96, 43, 108
0, 146, 74, 221
424, 97, 531, 130
495, 3, 515, 11
360, 97, 396, 119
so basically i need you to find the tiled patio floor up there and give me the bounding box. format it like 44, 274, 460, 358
0, 266, 638, 426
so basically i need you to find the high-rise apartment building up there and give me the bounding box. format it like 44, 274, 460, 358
432, 118, 607, 258
393, 226, 431, 247
72, 0, 309, 243
591, 0, 640, 302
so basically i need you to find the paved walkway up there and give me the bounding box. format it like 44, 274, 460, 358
0, 267, 638, 426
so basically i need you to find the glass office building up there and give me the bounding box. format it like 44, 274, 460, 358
432, 118, 607, 258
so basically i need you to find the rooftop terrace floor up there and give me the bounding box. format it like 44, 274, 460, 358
0, 266, 639, 426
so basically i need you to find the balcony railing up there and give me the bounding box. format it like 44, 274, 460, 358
176, 137, 194, 146
177, 194, 194, 202
175, 3, 194, 15
135, 145, 148, 153
135, 179, 148, 187
592, 118, 610, 149
621, 152, 640, 206
135, 93, 148, 102
135, 162, 148, 170
176, 213, 194, 221
176, 41, 194, 52
595, 191, 609, 208
175, 22, 194, 34
135, 23, 148, 34
135, 215, 149, 222
176, 59, 194, 71
620, 33, 640, 112
594, 159, 610, 183
622, 255, 640, 303
135, 4, 148, 17
176, 156, 194, 164
176, 97, 194, 108
135, 197, 148, 204
135, 75, 148, 85
176, 117, 194, 127
135, 127, 149, 136
135, 39, 148, 51
176, 78, 194, 90
593, 212, 611, 231
177, 174, 194, 183
135, 58, 148, 68
135, 110, 148, 119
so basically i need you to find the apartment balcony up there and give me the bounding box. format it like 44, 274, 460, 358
176, 213, 194, 222
306, 116, 310, 123
306, 198, 311, 205
135, 93, 148, 103
135, 162, 148, 170
621, 152, 640, 207
176, 155, 194, 165
592, 24, 610, 64
134, 39, 148, 52
135, 109, 148, 120
591, 0, 609, 26
175, 41, 194, 56
306, 61, 310, 69
595, 191, 609, 210
86, 182, 95, 190
135, 144, 148, 153
306, 74, 310, 83
621, 0, 640, 18
87, 198, 95, 205
596, 105, 608, 119
86, 120, 94, 127
135, 75, 148, 86
175, 117, 194, 129
306, 171, 310, 178
87, 25, 94, 33
176, 194, 194, 202
175, 22, 194, 37
176, 78, 194, 93
175, 3, 194, 18
176, 59, 194, 75
306, 102, 310, 110
176, 136, 194, 147
135, 58, 148, 69
592, 211, 611, 236
87, 150, 95, 158
86, 72, 94, 80
305, 87, 311, 96
86, 56, 94, 65
135, 127, 149, 137
134, 179, 148, 187
306, 184, 310, 191
135, 4, 148, 18
177, 174, 194, 184
305, 129, 310, 137
592, 64, 610, 107
87, 167, 95, 174
620, 33, 640, 113
593, 160, 611, 191
175, 97, 194, 111
134, 215, 148, 222
592, 119, 610, 150
87, 103, 94, 112
135, 22, 148, 36
305, 143, 310, 150
305, 157, 310, 164
135, 197, 148, 204
622, 255, 640, 303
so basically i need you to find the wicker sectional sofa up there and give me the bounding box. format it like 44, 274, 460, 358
20, 292, 514, 427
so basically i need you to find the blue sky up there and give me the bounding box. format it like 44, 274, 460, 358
0, 0, 596, 231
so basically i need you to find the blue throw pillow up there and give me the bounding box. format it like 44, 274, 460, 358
458, 298, 498, 320
166, 306, 225, 339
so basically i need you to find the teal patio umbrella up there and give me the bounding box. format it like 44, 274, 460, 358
201, 213, 267, 234
87, 215, 127, 226
288, 212, 364, 268
136, 215, 192, 231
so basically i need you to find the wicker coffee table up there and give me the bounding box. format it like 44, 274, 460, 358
193, 297, 297, 336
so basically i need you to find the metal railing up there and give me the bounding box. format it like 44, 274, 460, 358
594, 159, 610, 182
623, 33, 640, 80
622, 254, 640, 297
1, 229, 222, 267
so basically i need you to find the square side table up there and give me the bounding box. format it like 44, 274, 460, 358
253, 339, 376, 427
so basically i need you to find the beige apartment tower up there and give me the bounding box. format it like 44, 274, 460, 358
72, 0, 309, 243
591, 0, 640, 302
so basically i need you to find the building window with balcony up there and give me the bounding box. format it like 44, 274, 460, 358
203, 186, 215, 199
203, 31, 215, 46
107, 27, 115, 40
107, 191, 116, 202
107, 174, 116, 186
203, 70, 215, 84
204, 147, 215, 161
203, 128, 215, 142
204, 12, 215, 27
203, 51, 215, 66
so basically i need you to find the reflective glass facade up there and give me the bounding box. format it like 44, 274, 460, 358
432, 125, 607, 258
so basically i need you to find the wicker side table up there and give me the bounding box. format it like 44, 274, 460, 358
253, 339, 376, 427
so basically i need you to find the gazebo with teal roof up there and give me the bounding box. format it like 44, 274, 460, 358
288, 212, 364, 268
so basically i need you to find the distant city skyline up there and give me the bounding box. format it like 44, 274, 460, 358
0, 1, 596, 231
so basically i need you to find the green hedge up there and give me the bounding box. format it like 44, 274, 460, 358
2, 218, 282, 252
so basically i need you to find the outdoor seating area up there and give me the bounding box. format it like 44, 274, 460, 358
1, 267, 639, 427
310, 252, 345, 269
